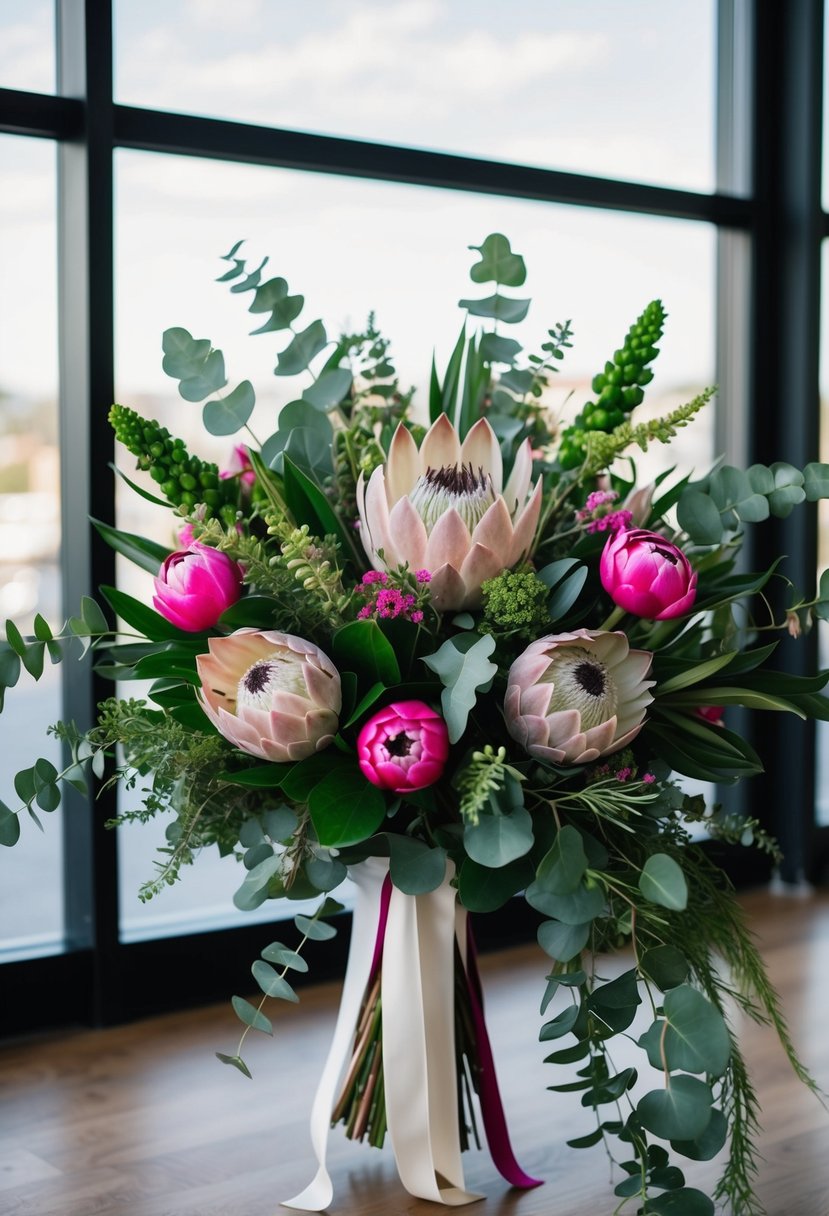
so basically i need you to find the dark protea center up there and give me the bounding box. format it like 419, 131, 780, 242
408, 462, 497, 532
543, 646, 618, 731
236, 651, 307, 710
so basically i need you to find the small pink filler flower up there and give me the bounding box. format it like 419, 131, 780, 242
220, 443, 256, 488
600, 528, 697, 620
153, 542, 243, 632
357, 701, 449, 794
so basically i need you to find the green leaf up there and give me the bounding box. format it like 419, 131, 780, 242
248, 275, 288, 311
804, 461, 829, 500
468, 233, 527, 286
275, 320, 327, 376
676, 490, 724, 544
231, 995, 273, 1035
655, 652, 737, 694
307, 768, 387, 848
458, 855, 534, 912
232, 853, 282, 911
525, 879, 605, 924
640, 945, 689, 991
480, 332, 522, 365
294, 912, 337, 941
332, 620, 401, 687
282, 456, 353, 554
33, 614, 52, 642
641, 986, 730, 1077
544, 1039, 590, 1066
671, 1107, 728, 1161
161, 327, 212, 378
20, 640, 45, 680
91, 518, 169, 574
221, 763, 292, 789
708, 466, 769, 523
251, 960, 298, 1002
302, 368, 353, 410
179, 349, 227, 402
537, 918, 590, 963
260, 942, 309, 972
463, 802, 534, 868
203, 380, 255, 436
539, 1004, 580, 1041
250, 292, 304, 333
343, 681, 386, 729
110, 462, 174, 510
458, 294, 531, 324
386, 835, 447, 895
305, 854, 348, 892
0, 802, 20, 847
533, 825, 589, 896
638, 1076, 714, 1141
0, 645, 21, 690
639, 854, 687, 911
100, 586, 190, 642
644, 1187, 715, 1215
767, 461, 805, 516
421, 633, 497, 744
215, 1052, 252, 1079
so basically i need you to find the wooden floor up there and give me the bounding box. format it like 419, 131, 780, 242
1, 890, 828, 1216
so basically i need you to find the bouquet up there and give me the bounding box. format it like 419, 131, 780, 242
2, 233, 829, 1215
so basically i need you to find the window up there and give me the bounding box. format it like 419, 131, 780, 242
0, 0, 825, 1031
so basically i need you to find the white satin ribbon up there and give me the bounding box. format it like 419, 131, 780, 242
282, 858, 388, 1211
282, 858, 480, 1210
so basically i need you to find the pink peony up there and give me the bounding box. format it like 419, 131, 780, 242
357, 700, 449, 793
220, 443, 256, 488
504, 630, 654, 765
599, 529, 697, 620
153, 543, 243, 632
196, 629, 341, 762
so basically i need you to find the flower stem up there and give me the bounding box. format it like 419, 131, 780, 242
599, 604, 626, 631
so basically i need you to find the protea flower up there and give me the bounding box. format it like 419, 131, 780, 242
356, 700, 449, 793
504, 630, 654, 765
195, 629, 341, 761
356, 414, 542, 611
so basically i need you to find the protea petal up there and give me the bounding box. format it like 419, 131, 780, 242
461, 418, 503, 493
458, 543, 504, 602
362, 465, 397, 566
387, 495, 429, 570
503, 438, 534, 514
420, 413, 462, 473
386, 423, 421, 505
425, 508, 473, 572
507, 478, 543, 565
427, 563, 468, 612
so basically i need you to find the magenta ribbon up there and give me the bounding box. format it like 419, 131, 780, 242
464, 919, 544, 1190
366, 873, 542, 1192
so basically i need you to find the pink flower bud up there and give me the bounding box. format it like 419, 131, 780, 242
599, 529, 697, 620
357, 700, 449, 793
696, 705, 725, 727
153, 542, 243, 632
220, 443, 256, 487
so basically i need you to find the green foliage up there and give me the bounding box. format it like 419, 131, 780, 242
421, 632, 497, 743
454, 744, 523, 826
481, 569, 552, 640
677, 459, 829, 545
580, 388, 715, 476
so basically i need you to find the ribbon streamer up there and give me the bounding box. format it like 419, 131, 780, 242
283, 858, 542, 1210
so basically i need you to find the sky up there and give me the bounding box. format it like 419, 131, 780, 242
0, 0, 720, 409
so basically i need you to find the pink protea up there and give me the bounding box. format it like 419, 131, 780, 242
356, 415, 542, 612
505, 630, 654, 765
153, 542, 243, 632
357, 700, 449, 793
196, 629, 341, 762
600, 528, 697, 620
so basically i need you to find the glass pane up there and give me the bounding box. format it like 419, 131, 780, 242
114, 149, 716, 937
115, 0, 715, 193
0, 0, 54, 93
0, 135, 63, 959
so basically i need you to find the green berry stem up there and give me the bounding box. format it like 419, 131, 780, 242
109, 403, 238, 518
558, 300, 667, 471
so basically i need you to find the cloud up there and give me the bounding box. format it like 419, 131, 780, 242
0, 19, 53, 92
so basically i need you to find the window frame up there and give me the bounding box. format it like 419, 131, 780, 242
0, 0, 825, 1035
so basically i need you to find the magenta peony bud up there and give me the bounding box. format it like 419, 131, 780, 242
599, 529, 697, 620
357, 700, 449, 793
196, 629, 341, 761
153, 542, 243, 632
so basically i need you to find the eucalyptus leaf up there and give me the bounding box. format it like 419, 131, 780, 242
539, 1004, 580, 1041
231, 995, 273, 1035
215, 1052, 252, 1079
458, 294, 531, 324
0, 802, 20, 847
260, 942, 309, 972
275, 320, 327, 376
302, 368, 353, 410
294, 912, 337, 941
637, 1075, 714, 1140
537, 918, 590, 963
386, 835, 447, 894
463, 802, 534, 868
203, 380, 256, 436
468, 233, 527, 287
639, 853, 687, 911
251, 960, 298, 1002
671, 1107, 728, 1161
307, 769, 387, 848
421, 633, 497, 743
676, 490, 724, 544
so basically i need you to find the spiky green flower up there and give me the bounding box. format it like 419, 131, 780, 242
109, 403, 237, 517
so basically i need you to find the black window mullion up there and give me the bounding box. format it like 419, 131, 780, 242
748, 0, 824, 882
56, 0, 120, 1021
